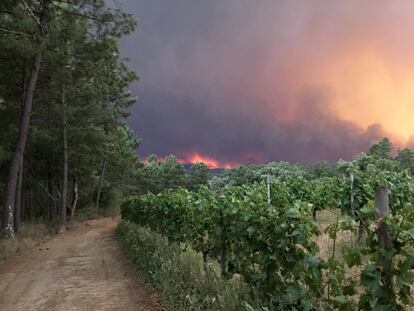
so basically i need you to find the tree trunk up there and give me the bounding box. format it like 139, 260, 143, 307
47, 88, 53, 220
13, 66, 27, 233
43, 187, 48, 221
2, 0, 49, 238
14, 159, 23, 233
60, 83, 67, 233
28, 185, 33, 221
95, 154, 107, 213
47, 162, 52, 220
69, 179, 78, 222
21, 189, 25, 222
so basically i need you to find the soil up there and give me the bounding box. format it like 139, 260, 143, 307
0, 218, 161, 311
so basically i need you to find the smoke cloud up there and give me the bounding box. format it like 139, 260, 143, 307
119, 0, 414, 165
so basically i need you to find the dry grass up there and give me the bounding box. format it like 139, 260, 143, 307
315, 209, 414, 310
0, 223, 51, 263
314, 208, 351, 260
314, 229, 352, 260
315, 208, 343, 229
0, 216, 120, 265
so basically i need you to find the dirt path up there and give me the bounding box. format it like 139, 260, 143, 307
0, 218, 161, 311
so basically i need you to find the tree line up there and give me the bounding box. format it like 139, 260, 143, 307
0, 0, 140, 237
209, 138, 414, 188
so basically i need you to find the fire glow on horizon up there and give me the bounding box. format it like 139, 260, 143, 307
178, 153, 238, 169
141, 153, 239, 169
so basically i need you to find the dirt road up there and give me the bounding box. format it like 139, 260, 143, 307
0, 218, 161, 311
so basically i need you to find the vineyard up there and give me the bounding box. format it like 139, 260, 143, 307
3, 1, 414, 310
121, 151, 414, 310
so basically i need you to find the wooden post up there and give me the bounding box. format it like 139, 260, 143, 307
350, 173, 354, 216
219, 208, 227, 276
266, 175, 271, 204
374, 186, 394, 292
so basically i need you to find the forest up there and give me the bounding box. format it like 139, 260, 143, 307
0, 0, 209, 237
0, 0, 138, 236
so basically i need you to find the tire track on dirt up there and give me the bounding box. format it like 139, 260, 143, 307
0, 218, 160, 311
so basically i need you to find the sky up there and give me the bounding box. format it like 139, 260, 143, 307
119, 0, 414, 167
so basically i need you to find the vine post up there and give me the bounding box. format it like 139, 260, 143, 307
350, 172, 357, 246
350, 172, 354, 217
266, 175, 271, 204
374, 186, 394, 293
219, 206, 227, 277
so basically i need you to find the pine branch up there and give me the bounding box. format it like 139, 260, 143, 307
0, 27, 32, 38
50, 1, 108, 22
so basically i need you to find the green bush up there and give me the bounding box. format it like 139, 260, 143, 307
116, 221, 260, 311
120, 182, 414, 310
121, 186, 328, 309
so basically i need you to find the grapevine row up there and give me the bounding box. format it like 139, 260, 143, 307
122, 184, 339, 309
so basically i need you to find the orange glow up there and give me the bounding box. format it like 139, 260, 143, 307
179, 153, 238, 169
261, 49, 414, 144
329, 52, 414, 140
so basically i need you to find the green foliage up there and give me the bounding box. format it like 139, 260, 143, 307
123, 153, 414, 309
208, 162, 310, 190
208, 169, 235, 191
116, 221, 260, 311
134, 157, 213, 194
0, 0, 140, 223
187, 162, 209, 191
367, 138, 393, 159
328, 202, 414, 310
396, 148, 414, 176
134, 155, 187, 194
121, 185, 357, 310
305, 161, 338, 179
269, 175, 340, 214
232, 165, 261, 186
337, 152, 414, 218
261, 161, 307, 179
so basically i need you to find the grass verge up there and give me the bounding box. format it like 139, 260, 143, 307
116, 221, 261, 311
